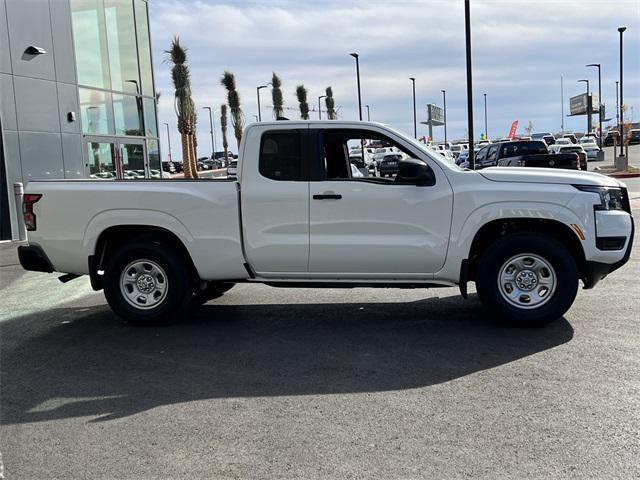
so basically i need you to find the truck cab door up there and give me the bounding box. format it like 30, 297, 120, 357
307, 127, 453, 277
240, 127, 310, 275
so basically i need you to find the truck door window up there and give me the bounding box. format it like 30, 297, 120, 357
321, 129, 422, 183
259, 131, 303, 181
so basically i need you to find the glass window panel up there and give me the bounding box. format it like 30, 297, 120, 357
79, 88, 114, 135
143, 97, 158, 137
134, 0, 154, 96
113, 94, 143, 136
147, 138, 161, 177
87, 142, 116, 179
104, 0, 140, 94
120, 142, 146, 178
70, 0, 111, 89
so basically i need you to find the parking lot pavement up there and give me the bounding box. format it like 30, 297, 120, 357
1, 218, 639, 479
590, 144, 639, 171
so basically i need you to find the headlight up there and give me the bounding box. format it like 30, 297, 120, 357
575, 185, 627, 211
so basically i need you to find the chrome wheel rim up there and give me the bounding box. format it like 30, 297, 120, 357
119, 259, 168, 310
498, 254, 556, 309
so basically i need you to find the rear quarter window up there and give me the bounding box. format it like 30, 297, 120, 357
259, 131, 303, 181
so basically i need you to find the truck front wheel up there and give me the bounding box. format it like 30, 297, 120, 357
103, 238, 193, 325
475, 233, 579, 327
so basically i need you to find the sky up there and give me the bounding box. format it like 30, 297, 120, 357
148, 0, 640, 160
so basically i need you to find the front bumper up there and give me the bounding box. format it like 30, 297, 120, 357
18, 244, 54, 273
584, 214, 634, 288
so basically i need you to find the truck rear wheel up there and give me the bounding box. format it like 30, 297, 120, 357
475, 233, 579, 327
103, 237, 193, 326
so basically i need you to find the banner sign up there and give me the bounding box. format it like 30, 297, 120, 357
508, 120, 519, 139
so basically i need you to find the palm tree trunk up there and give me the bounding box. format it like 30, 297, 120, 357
181, 133, 193, 178
189, 133, 199, 178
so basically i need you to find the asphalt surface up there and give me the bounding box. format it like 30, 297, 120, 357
1, 199, 639, 479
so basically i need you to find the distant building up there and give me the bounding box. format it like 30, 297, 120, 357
1, 0, 160, 240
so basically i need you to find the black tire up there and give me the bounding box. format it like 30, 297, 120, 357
475, 233, 579, 327
193, 282, 235, 303
103, 236, 194, 326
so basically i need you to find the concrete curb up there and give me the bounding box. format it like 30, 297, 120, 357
606, 172, 640, 179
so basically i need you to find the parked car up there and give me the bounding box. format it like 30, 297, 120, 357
603, 130, 620, 146
475, 141, 580, 170
549, 144, 587, 170
349, 154, 366, 170
202, 159, 222, 170
150, 169, 171, 179
456, 151, 468, 166
350, 163, 364, 178
378, 154, 403, 177
542, 135, 556, 146
227, 160, 238, 177
450, 144, 465, 159
628, 129, 640, 145
18, 120, 633, 328
440, 149, 455, 162
161, 161, 176, 174
579, 138, 602, 161
171, 161, 184, 173
531, 133, 551, 141
554, 138, 572, 147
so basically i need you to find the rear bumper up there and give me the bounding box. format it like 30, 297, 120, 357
18, 244, 54, 273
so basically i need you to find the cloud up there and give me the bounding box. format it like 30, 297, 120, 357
150, 0, 640, 159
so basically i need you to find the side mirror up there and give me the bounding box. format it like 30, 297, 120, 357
397, 158, 435, 186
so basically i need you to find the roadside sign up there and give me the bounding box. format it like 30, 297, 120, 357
508, 120, 519, 139
426, 104, 445, 126
570, 93, 599, 115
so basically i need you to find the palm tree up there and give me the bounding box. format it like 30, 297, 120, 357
325, 86, 337, 120
271, 73, 284, 120
221, 71, 244, 148
296, 85, 310, 120
220, 104, 229, 164
166, 37, 198, 178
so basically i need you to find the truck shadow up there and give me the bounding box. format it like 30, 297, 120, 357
1, 294, 573, 425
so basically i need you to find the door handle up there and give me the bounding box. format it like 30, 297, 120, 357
313, 193, 342, 200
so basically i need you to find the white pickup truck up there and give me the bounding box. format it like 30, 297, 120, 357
17, 121, 634, 326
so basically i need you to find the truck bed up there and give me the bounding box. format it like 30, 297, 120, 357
24, 180, 248, 280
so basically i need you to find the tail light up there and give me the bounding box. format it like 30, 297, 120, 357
23, 194, 42, 231
574, 153, 580, 169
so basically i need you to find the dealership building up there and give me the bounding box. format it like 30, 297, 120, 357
1, 0, 160, 240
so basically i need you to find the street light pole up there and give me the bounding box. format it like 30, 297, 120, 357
366, 104, 371, 121
441, 90, 447, 145
618, 26, 626, 165
615, 80, 620, 157
483, 93, 488, 140
464, 0, 475, 169
561, 75, 565, 133
164, 122, 172, 162
202, 107, 215, 158
349, 52, 363, 121
318, 95, 327, 120
256, 85, 269, 122
586, 63, 602, 145
578, 79, 591, 134
409, 78, 417, 138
